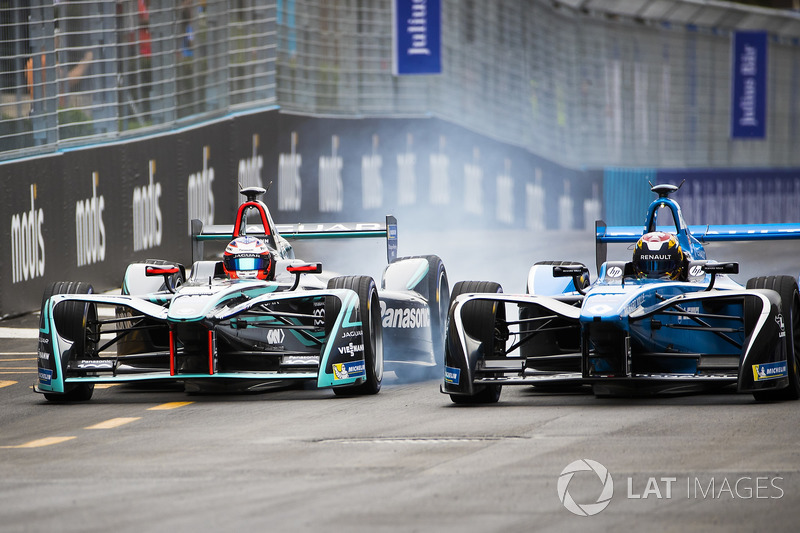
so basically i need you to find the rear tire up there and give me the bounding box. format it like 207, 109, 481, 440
746, 275, 800, 401
40, 281, 97, 402
447, 280, 504, 404
327, 276, 384, 395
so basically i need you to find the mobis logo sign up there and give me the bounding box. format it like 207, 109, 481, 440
76, 172, 106, 267
11, 184, 45, 284
133, 160, 162, 252
238, 134, 264, 201
319, 135, 343, 213
187, 146, 215, 234
279, 132, 302, 211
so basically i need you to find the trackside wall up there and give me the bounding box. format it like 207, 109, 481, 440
0, 108, 601, 316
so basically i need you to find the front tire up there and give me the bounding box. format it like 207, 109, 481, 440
328, 276, 384, 395
447, 280, 504, 404
746, 276, 800, 401
40, 281, 97, 402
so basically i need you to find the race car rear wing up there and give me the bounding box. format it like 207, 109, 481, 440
191, 215, 398, 264
595, 220, 800, 274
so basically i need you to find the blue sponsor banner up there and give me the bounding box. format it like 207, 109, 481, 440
731, 31, 767, 139
392, 0, 441, 75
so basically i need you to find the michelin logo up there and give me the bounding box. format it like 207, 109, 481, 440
752, 361, 789, 381
444, 366, 460, 385
333, 361, 366, 380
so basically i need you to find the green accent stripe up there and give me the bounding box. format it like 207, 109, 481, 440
406, 261, 429, 290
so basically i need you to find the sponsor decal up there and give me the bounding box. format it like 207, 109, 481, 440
238, 134, 264, 199
333, 360, 366, 380
338, 342, 364, 356
76, 173, 106, 267
279, 132, 302, 211
313, 307, 325, 327
444, 366, 460, 385
132, 160, 163, 251
689, 264, 704, 277
11, 184, 46, 284
752, 361, 788, 381
38, 368, 52, 385
282, 355, 318, 366
362, 134, 383, 209
37, 350, 50, 361
381, 305, 430, 329
76, 361, 114, 370
776, 314, 786, 338
342, 330, 362, 339
606, 266, 623, 278
187, 146, 215, 234
319, 135, 343, 213
266, 329, 285, 345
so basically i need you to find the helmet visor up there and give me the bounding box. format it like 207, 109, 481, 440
224, 255, 271, 272
638, 258, 680, 279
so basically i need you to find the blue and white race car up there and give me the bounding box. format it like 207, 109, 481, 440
36, 187, 449, 401
443, 183, 800, 403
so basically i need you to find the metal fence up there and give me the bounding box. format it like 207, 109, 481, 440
2, 0, 800, 168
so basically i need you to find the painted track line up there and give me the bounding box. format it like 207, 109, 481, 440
85, 417, 141, 430
148, 401, 194, 410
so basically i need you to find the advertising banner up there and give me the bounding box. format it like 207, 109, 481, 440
731, 31, 767, 139
392, 0, 441, 75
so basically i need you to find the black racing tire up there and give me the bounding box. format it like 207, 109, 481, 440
447, 280, 504, 404
327, 276, 384, 395
391, 254, 450, 380
40, 281, 97, 402
746, 276, 800, 401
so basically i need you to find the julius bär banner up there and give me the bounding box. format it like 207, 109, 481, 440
731, 31, 767, 139
392, 0, 441, 75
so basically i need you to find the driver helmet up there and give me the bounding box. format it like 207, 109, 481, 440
222, 236, 275, 280
632, 231, 685, 280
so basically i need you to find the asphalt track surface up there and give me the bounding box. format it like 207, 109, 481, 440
2, 230, 800, 533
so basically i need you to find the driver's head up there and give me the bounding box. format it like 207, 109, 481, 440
632, 232, 685, 280
222, 236, 275, 280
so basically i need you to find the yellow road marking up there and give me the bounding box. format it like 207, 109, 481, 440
1, 436, 76, 449
0, 371, 36, 374
0, 358, 36, 361
0, 380, 17, 388
85, 417, 141, 430
0, 367, 36, 370
148, 401, 194, 410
